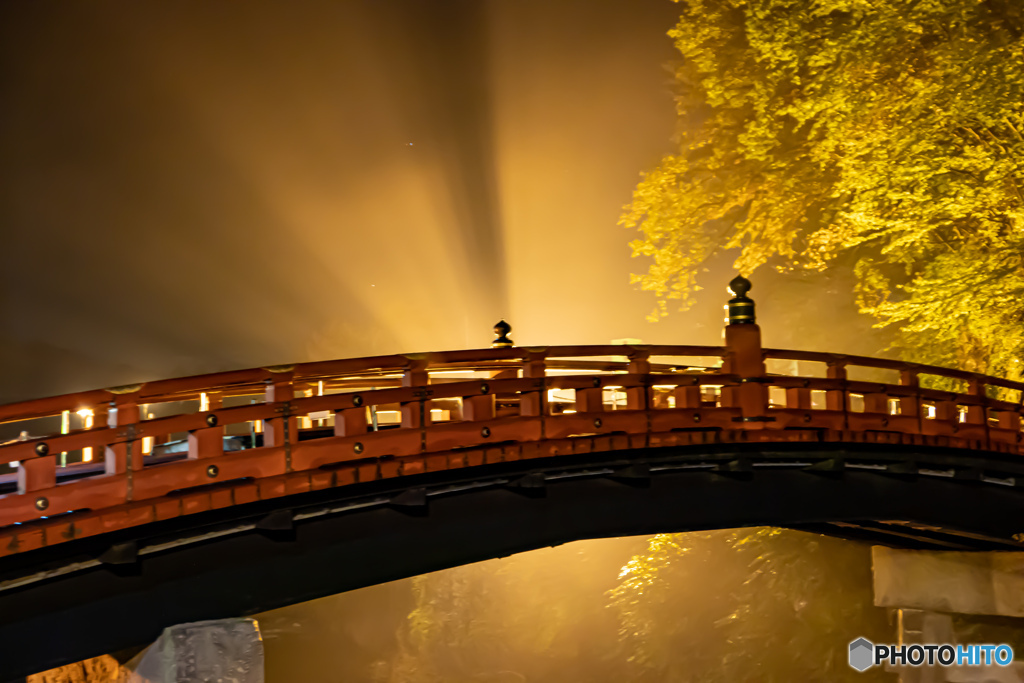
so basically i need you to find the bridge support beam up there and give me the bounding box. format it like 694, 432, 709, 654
128, 618, 264, 683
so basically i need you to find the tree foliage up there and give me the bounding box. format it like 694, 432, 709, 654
623, 0, 1024, 380
386, 531, 892, 681
384, 541, 643, 683
607, 528, 894, 682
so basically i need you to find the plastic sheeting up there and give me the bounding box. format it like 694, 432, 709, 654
126, 618, 264, 683
873, 547, 1024, 618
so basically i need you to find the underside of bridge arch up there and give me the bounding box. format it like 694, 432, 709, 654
3, 441, 1024, 680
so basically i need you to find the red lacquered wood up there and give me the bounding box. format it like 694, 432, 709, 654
0, 336, 1020, 557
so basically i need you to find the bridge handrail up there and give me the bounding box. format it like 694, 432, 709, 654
0, 345, 727, 425
763, 348, 1024, 393
0, 318, 1021, 559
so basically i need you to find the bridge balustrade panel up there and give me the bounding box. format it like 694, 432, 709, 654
1, 343, 1022, 558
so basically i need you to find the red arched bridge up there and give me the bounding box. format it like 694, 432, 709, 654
2, 278, 1024, 678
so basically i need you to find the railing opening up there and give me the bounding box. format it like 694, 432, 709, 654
810, 390, 826, 410
602, 387, 627, 410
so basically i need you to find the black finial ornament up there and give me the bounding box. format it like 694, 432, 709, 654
727, 275, 755, 325
492, 320, 513, 348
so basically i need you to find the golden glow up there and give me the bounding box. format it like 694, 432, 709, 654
60, 410, 70, 467
254, 420, 263, 433
142, 436, 154, 454
318, 381, 324, 397
78, 408, 95, 434
430, 409, 451, 421
200, 392, 209, 412
547, 389, 575, 403
300, 416, 313, 429
83, 447, 93, 462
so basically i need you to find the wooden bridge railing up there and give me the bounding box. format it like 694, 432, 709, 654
0, 280, 1022, 558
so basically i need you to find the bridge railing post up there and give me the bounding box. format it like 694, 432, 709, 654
722, 276, 767, 421
105, 392, 141, 476
673, 379, 702, 409
898, 370, 921, 421
863, 386, 889, 416
188, 392, 224, 460
826, 362, 848, 414
462, 392, 495, 421
963, 379, 990, 447
997, 405, 1022, 434
17, 453, 55, 496
964, 379, 987, 422
518, 350, 547, 417
575, 385, 604, 414
626, 349, 651, 411
334, 406, 368, 437
263, 372, 297, 450
785, 384, 813, 410
401, 357, 430, 430
931, 395, 959, 436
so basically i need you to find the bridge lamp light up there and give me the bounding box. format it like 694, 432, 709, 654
547, 389, 575, 403
142, 437, 154, 454
76, 409, 95, 462
60, 411, 70, 467
200, 393, 209, 412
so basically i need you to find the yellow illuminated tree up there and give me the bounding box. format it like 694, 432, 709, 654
623, 0, 1024, 380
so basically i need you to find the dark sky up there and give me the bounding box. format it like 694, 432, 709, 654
0, 1, 885, 404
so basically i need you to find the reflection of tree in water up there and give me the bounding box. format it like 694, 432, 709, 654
383, 538, 645, 683
608, 529, 894, 682
387, 529, 895, 682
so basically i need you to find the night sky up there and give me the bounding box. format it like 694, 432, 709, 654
0, 0, 884, 405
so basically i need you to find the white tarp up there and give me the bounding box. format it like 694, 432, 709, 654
125, 618, 264, 683
873, 547, 1024, 618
